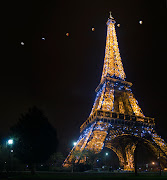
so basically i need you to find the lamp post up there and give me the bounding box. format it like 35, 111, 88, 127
105, 152, 108, 170
146, 164, 148, 171
7, 139, 14, 172
71, 142, 77, 173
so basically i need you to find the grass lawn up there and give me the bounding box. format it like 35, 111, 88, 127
2, 172, 167, 180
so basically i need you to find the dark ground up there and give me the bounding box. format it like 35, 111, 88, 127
1, 172, 167, 180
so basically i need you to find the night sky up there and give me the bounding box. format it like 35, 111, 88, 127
1, 1, 167, 154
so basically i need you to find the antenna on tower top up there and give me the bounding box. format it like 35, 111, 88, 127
109, 11, 113, 19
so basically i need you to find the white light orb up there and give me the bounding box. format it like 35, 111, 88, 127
73, 142, 77, 146
8, 139, 13, 145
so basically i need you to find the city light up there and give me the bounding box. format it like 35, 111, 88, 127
7, 139, 13, 145
139, 20, 143, 24
73, 142, 77, 146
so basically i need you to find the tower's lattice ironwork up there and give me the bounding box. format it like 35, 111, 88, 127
63, 14, 167, 171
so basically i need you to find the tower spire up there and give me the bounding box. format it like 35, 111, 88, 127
101, 13, 126, 82
109, 11, 113, 19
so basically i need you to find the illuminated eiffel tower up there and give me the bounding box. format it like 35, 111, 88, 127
63, 13, 167, 171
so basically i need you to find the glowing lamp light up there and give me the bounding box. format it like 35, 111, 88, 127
66, 32, 69, 36
152, 162, 155, 165
105, 152, 108, 156
139, 20, 143, 24
92, 27, 95, 31
73, 142, 77, 146
117, 24, 120, 27
42, 37, 45, 40
21, 42, 24, 45
7, 139, 13, 145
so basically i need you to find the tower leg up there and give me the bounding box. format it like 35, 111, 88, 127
124, 144, 136, 171
117, 150, 126, 168
109, 147, 126, 169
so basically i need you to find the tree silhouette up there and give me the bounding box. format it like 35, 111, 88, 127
10, 106, 58, 174
83, 149, 98, 170
48, 152, 65, 171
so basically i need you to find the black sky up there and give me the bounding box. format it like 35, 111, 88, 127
1, 0, 167, 153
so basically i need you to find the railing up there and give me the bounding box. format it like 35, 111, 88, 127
80, 110, 155, 132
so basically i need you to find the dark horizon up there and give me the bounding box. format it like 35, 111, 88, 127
1, 0, 167, 153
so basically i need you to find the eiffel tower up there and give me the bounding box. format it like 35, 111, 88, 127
63, 13, 167, 171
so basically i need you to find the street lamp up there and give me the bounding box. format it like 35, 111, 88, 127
73, 142, 77, 146
105, 152, 109, 170
7, 139, 14, 172
7, 139, 13, 145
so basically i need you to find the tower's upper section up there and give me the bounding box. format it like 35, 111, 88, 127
101, 13, 126, 82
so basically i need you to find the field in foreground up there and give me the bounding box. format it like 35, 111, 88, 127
1, 172, 167, 180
